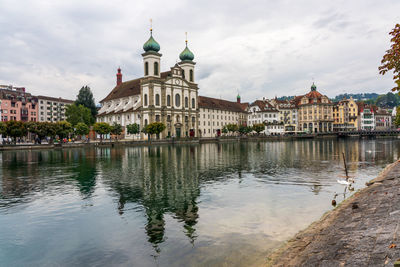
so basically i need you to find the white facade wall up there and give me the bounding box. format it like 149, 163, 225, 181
199, 108, 242, 137
38, 98, 73, 122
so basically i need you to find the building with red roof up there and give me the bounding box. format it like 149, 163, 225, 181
295, 83, 334, 133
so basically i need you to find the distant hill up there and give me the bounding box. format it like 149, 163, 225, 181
332, 93, 379, 102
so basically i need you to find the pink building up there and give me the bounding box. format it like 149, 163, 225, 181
0, 85, 38, 122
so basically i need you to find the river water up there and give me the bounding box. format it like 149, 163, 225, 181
0, 138, 399, 266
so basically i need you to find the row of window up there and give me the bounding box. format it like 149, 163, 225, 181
143, 94, 196, 108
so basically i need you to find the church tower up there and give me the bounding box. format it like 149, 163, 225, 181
142, 23, 161, 78
178, 33, 195, 83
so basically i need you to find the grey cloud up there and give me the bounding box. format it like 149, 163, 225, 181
0, 0, 399, 103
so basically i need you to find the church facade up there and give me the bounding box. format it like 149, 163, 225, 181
97, 29, 200, 139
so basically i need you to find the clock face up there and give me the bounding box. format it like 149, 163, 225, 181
174, 79, 180, 85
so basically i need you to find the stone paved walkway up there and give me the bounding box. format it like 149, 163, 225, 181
267, 161, 400, 267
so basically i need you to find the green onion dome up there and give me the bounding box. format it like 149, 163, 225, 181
311, 82, 317, 91
143, 32, 160, 52
179, 42, 194, 61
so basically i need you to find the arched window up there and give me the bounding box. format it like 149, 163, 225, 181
155, 94, 160, 106
182, 70, 185, 79
144, 94, 148, 106
192, 98, 195, 109
175, 94, 180, 107
189, 69, 193, 82
185, 97, 188, 108
167, 95, 171, 106
154, 62, 159, 76
144, 119, 148, 126
145, 62, 149, 76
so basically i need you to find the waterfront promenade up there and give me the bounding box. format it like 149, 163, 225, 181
267, 161, 400, 267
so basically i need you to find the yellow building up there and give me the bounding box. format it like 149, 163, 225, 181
295, 83, 334, 133
333, 97, 358, 131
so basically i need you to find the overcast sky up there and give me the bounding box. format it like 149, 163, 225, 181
0, 0, 399, 103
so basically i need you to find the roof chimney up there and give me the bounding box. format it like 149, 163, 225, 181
116, 67, 122, 86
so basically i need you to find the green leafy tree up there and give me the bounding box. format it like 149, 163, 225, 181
111, 123, 123, 139
143, 122, 166, 140
5, 121, 27, 143
126, 123, 140, 135
25, 121, 37, 133
55, 121, 73, 139
0, 121, 6, 136
75, 122, 90, 139
43, 122, 58, 143
395, 106, 400, 127
30, 122, 54, 142
226, 123, 238, 135
75, 85, 97, 119
379, 24, 400, 92
93, 122, 111, 142
66, 104, 93, 126
252, 123, 265, 134
238, 125, 252, 135
222, 125, 228, 134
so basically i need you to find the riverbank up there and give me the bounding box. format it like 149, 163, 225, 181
0, 134, 398, 151
266, 160, 400, 266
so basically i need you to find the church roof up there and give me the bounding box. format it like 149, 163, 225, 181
293, 88, 331, 106
100, 71, 172, 103
198, 96, 248, 113
100, 78, 141, 103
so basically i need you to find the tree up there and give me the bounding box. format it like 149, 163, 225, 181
379, 24, 400, 92
238, 125, 252, 135
93, 122, 111, 142
126, 123, 140, 135
5, 121, 27, 143
226, 123, 238, 135
75, 86, 97, 119
0, 122, 6, 136
395, 106, 400, 127
111, 123, 123, 139
75, 122, 90, 139
222, 125, 228, 134
55, 121, 73, 139
28, 122, 54, 143
66, 104, 93, 126
143, 122, 166, 140
252, 123, 265, 134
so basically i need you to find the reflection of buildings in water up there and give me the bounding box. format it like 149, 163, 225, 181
102, 145, 201, 249
0, 149, 99, 207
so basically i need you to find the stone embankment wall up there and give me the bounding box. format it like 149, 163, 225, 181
267, 161, 400, 267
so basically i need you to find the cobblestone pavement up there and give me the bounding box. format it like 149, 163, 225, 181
267, 161, 400, 267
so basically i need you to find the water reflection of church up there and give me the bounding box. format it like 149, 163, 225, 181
101, 146, 201, 248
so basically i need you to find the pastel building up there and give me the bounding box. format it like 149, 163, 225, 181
294, 83, 334, 133
332, 97, 358, 131
0, 85, 38, 122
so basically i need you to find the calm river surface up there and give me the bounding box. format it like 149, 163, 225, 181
0, 138, 399, 266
